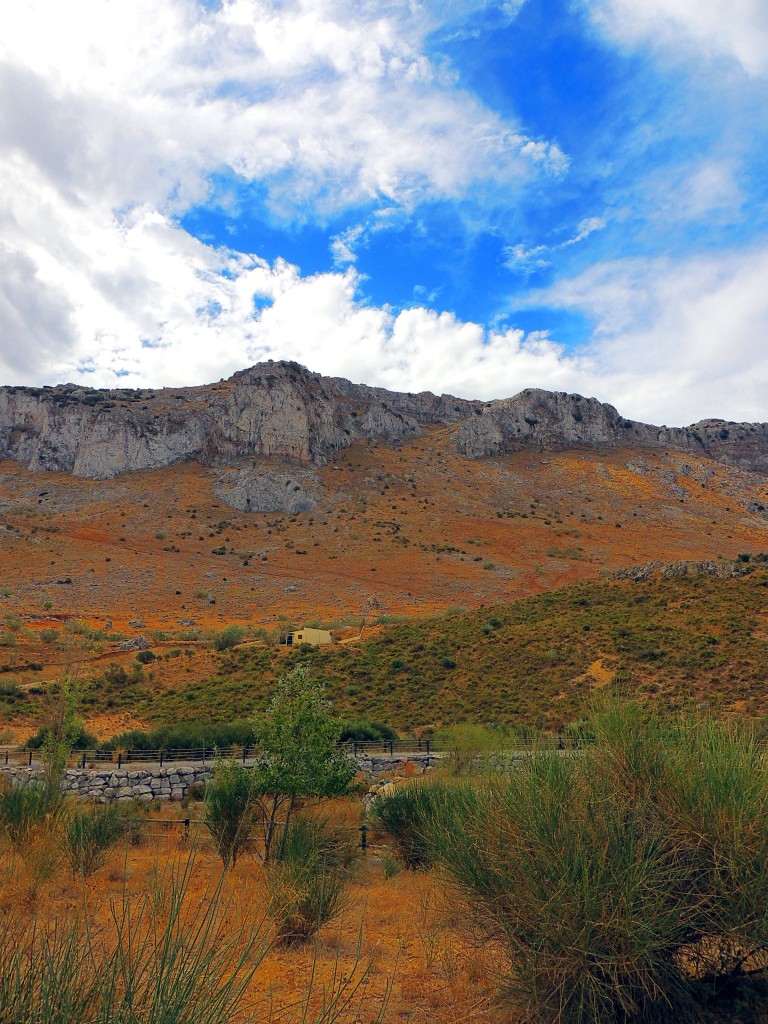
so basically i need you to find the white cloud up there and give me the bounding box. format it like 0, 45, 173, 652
504, 216, 606, 274
530, 247, 768, 423
0, 0, 571, 392
4, 187, 766, 429
584, 0, 768, 76
1, 0, 766, 431
0, 0, 564, 220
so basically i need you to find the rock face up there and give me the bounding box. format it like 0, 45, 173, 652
0, 361, 474, 480
1, 361, 767, 482
453, 388, 768, 473
213, 466, 322, 514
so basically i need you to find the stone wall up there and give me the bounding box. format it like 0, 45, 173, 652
0, 753, 438, 802
0, 765, 213, 802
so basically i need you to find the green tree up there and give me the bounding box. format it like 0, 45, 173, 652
252, 666, 355, 862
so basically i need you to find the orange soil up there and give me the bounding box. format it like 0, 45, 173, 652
0, 803, 500, 1024
0, 432, 767, 732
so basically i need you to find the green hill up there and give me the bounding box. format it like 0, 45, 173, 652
134, 562, 768, 732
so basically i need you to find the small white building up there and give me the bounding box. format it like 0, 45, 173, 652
286, 627, 332, 647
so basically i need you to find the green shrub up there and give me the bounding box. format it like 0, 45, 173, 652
423, 704, 768, 1024
0, 780, 52, 845
105, 720, 256, 752
338, 718, 397, 743
24, 724, 98, 751
64, 803, 128, 877
204, 760, 261, 868
266, 815, 357, 944
368, 782, 450, 870
435, 723, 504, 774
214, 625, 246, 651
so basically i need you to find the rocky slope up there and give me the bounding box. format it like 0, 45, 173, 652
1, 360, 766, 482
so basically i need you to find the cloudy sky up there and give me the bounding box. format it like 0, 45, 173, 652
1, 0, 767, 425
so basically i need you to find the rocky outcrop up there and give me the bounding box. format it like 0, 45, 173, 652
611, 558, 765, 583
1, 362, 767, 484
213, 466, 322, 514
453, 388, 768, 473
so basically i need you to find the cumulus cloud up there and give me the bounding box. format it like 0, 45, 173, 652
0, 0, 564, 219
1, 0, 766, 431
584, 0, 768, 76
0, 0, 571, 392
530, 247, 768, 424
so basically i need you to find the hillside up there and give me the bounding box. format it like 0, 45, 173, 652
1, 362, 768, 739
2, 566, 768, 737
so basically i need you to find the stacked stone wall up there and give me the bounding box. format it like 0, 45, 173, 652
0, 753, 438, 802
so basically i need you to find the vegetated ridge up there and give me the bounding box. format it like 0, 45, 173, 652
4, 562, 761, 737
145, 563, 768, 732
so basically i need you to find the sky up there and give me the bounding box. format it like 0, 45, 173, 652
1, 0, 767, 426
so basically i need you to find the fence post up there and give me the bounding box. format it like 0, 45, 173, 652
118, 752, 122, 769
359, 824, 368, 853
81, 751, 86, 769
426, 739, 430, 756
4, 750, 7, 765
389, 740, 394, 755
183, 818, 190, 841
28, 750, 32, 767
160, 750, 164, 768
242, 745, 246, 765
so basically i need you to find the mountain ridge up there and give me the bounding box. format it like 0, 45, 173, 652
2, 360, 767, 482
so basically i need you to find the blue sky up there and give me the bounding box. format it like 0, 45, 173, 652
1, 0, 767, 423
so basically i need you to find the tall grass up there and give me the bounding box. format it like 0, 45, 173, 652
203, 760, 260, 868
63, 803, 128, 877
419, 705, 768, 1024
0, 780, 53, 845
266, 816, 358, 944
368, 782, 455, 870
0, 857, 269, 1024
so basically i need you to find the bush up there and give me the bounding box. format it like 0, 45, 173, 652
422, 704, 768, 1024
204, 760, 261, 868
24, 723, 99, 751
105, 720, 257, 752
214, 625, 246, 651
435, 722, 505, 774
368, 782, 450, 870
64, 803, 128, 877
0, 780, 52, 845
338, 718, 397, 743
135, 649, 156, 664
266, 815, 357, 944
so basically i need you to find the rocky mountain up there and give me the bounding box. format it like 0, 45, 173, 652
1, 360, 767, 481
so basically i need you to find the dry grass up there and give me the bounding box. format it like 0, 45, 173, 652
0, 797, 498, 1024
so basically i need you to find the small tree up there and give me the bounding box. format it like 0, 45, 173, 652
252, 666, 355, 862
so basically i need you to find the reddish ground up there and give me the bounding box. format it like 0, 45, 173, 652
0, 430, 767, 736
0, 796, 500, 1024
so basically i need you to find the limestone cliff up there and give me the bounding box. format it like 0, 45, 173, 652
0, 361, 766, 481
